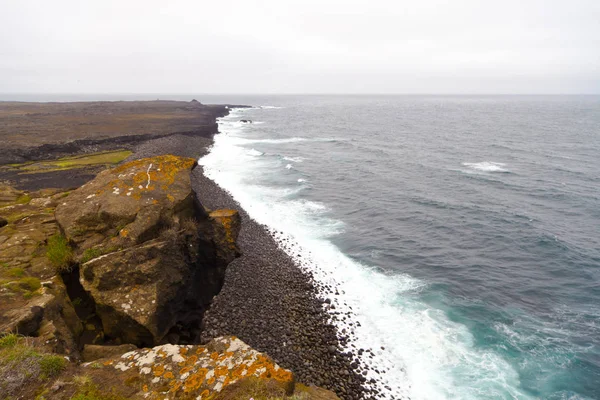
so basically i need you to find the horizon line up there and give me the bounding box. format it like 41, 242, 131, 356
1, 92, 599, 97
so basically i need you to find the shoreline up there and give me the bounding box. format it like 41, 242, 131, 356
130, 109, 373, 400
0, 101, 374, 399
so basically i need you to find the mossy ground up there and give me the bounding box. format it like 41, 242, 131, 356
213, 377, 311, 400
0, 334, 67, 397
4, 150, 133, 174
46, 234, 74, 272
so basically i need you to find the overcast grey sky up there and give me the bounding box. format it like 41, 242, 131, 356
1, 0, 599, 94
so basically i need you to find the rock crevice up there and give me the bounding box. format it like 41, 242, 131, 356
54, 155, 241, 347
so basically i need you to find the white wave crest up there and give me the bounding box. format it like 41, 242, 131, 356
285, 163, 293, 170
200, 108, 533, 400
261, 105, 284, 109
283, 156, 305, 163
246, 148, 264, 157
462, 161, 508, 172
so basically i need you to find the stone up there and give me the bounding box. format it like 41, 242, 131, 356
85, 336, 295, 399
55, 156, 241, 346
82, 343, 138, 362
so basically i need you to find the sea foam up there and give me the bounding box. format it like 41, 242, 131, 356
462, 161, 508, 172
200, 108, 534, 400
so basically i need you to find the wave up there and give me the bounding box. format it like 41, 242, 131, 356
241, 137, 345, 144
260, 105, 284, 109
246, 148, 264, 157
462, 161, 509, 173
200, 109, 535, 400
283, 156, 305, 163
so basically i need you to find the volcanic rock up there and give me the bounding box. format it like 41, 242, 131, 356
55, 155, 241, 346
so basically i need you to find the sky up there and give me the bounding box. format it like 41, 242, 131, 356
0, 0, 599, 94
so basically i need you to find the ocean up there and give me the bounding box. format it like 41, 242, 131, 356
198, 95, 600, 400
3, 93, 598, 399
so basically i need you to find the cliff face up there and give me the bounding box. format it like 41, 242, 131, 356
54, 155, 240, 347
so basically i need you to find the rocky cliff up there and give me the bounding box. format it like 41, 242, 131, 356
1, 155, 340, 399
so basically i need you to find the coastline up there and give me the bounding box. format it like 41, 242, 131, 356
0, 101, 373, 399
129, 109, 372, 400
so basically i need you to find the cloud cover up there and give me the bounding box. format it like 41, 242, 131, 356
1, 0, 599, 94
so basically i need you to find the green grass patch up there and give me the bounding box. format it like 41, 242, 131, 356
46, 234, 73, 272
70, 382, 126, 400
39, 354, 66, 379
8, 267, 26, 278
18, 276, 41, 291
0, 333, 20, 348
0, 334, 70, 397
80, 246, 118, 264
1, 276, 41, 297
9, 150, 133, 174
80, 248, 104, 264
15, 194, 32, 205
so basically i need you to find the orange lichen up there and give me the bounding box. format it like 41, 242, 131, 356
183, 368, 208, 392
179, 365, 193, 375
164, 371, 174, 379
200, 389, 210, 398
214, 366, 229, 378
153, 364, 165, 377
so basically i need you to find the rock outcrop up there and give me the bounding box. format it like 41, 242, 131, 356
89, 336, 295, 399
54, 155, 240, 346
0, 185, 82, 356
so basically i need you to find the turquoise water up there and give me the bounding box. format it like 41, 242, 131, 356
200, 95, 600, 400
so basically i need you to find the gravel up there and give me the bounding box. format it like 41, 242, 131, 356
127, 119, 375, 400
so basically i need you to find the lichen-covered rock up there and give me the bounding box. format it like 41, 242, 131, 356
86, 336, 294, 399
54, 156, 241, 346
54, 155, 199, 250
0, 186, 82, 356
83, 343, 138, 362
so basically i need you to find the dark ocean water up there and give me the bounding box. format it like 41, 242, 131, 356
4, 94, 599, 399
199, 95, 600, 400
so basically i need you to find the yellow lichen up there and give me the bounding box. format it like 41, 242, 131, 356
164, 371, 174, 379
153, 364, 165, 377
183, 368, 208, 392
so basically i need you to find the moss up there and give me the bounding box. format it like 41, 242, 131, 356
39, 354, 66, 378
80, 248, 103, 264
7, 267, 26, 278
9, 150, 133, 174
15, 194, 32, 205
0, 333, 20, 348
213, 376, 308, 400
19, 276, 41, 292
46, 234, 73, 272
70, 382, 127, 400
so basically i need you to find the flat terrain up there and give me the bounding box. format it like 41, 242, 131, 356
0, 100, 229, 190
0, 100, 225, 150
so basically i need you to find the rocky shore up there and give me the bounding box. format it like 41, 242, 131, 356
0, 100, 373, 399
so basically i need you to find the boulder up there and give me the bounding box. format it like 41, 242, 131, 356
83, 343, 138, 362
86, 336, 295, 399
54, 155, 240, 346
0, 186, 82, 356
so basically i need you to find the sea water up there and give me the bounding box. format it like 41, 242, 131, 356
200, 95, 600, 400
